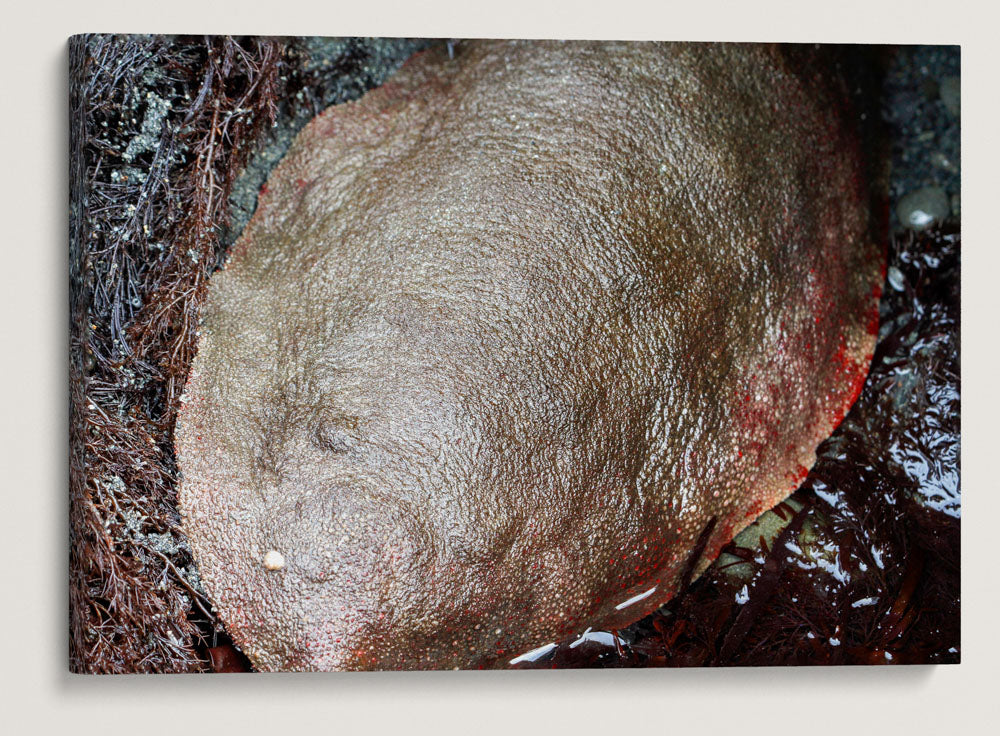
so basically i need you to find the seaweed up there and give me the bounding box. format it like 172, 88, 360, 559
69, 34, 285, 673
70, 32, 432, 675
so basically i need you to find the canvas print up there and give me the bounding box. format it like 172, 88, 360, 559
68, 36, 960, 672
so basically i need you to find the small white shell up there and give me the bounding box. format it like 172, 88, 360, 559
263, 550, 285, 571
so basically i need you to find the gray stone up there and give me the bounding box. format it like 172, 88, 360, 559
940, 76, 960, 117
888, 265, 906, 292
897, 186, 950, 230
931, 151, 959, 174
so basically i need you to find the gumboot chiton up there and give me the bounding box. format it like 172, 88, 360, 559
175, 40, 884, 670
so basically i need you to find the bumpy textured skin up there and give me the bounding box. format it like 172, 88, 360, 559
175, 41, 883, 671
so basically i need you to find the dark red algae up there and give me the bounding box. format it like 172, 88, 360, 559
518, 224, 960, 668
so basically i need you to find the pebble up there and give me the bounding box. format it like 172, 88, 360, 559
939, 76, 960, 118
263, 549, 286, 571
887, 266, 906, 292
930, 151, 958, 174
897, 186, 950, 230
